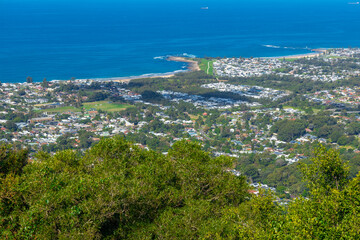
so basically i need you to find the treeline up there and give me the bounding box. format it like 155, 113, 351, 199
270, 111, 360, 148
127, 71, 215, 94
2, 138, 360, 238
126, 71, 256, 103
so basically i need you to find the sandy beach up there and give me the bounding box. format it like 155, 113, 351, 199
53, 72, 181, 84
87, 56, 200, 83
269, 48, 328, 59
167, 56, 201, 71
112, 74, 175, 83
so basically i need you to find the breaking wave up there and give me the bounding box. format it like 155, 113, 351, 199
153, 56, 166, 60
263, 45, 311, 50
263, 45, 281, 49
181, 53, 197, 58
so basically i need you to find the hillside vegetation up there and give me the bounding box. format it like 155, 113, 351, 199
1, 138, 360, 239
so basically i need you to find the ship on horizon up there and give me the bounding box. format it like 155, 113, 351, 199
201, 7, 209, 10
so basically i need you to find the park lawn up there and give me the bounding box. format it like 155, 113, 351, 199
41, 106, 81, 113
83, 101, 131, 112
40, 102, 131, 113
199, 59, 215, 75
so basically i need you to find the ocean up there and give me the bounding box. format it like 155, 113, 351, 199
1, 0, 360, 83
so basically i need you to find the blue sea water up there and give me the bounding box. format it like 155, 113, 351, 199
1, 0, 360, 83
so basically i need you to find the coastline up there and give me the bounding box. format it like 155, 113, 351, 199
50, 56, 201, 83
46, 49, 327, 84
50, 70, 186, 84
267, 48, 328, 59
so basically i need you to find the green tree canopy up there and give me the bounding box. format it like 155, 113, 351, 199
2, 140, 360, 239
0, 138, 248, 239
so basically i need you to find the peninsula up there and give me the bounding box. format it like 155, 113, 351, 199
167, 56, 201, 71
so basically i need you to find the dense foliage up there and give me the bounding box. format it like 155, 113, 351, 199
0, 138, 249, 239
1, 139, 360, 239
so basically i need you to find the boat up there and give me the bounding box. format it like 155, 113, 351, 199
201, 7, 209, 10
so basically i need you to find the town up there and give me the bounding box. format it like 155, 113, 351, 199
213, 48, 360, 82
2, 48, 360, 198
